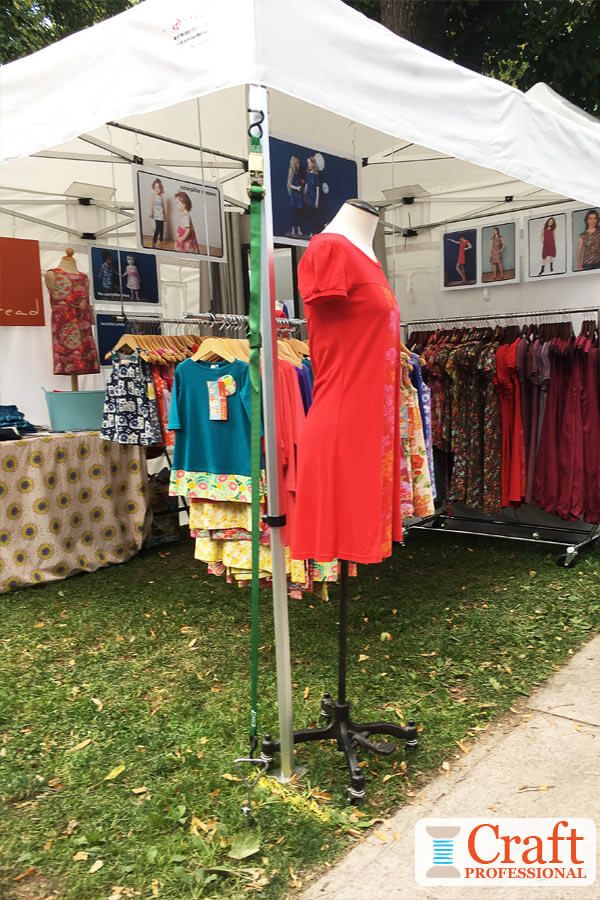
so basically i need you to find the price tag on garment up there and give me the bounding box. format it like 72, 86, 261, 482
207, 374, 236, 421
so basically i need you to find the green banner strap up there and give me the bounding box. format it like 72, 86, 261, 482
247, 133, 263, 750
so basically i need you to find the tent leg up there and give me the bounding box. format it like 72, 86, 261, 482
248, 85, 296, 781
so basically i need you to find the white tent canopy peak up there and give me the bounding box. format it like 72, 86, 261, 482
1, 0, 600, 206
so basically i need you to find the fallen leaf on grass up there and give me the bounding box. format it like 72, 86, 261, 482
91, 698, 104, 711
228, 832, 260, 860
380, 632, 393, 642
62, 820, 78, 836
441, 761, 450, 772
358, 654, 369, 662
456, 740, 471, 754
189, 816, 218, 835
104, 764, 126, 781
303, 686, 311, 700
67, 738, 92, 753
222, 773, 242, 782
89, 859, 104, 874
33, 622, 45, 629
151, 881, 160, 897
73, 851, 89, 862
13, 867, 38, 882
382, 772, 404, 783
131, 786, 148, 795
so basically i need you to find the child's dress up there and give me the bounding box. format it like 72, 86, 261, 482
101, 351, 162, 446
99, 261, 113, 292
175, 213, 199, 253
126, 265, 140, 292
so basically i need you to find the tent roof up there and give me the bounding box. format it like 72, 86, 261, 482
2, 0, 600, 206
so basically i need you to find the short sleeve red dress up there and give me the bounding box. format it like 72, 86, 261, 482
291, 233, 403, 564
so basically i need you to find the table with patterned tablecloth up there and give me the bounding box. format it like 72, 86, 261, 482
0, 431, 150, 593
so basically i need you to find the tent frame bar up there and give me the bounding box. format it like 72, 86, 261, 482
107, 120, 248, 167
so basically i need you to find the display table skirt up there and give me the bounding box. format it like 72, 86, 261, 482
0, 431, 150, 593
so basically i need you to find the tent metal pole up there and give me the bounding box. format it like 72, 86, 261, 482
107, 120, 248, 167
249, 84, 295, 781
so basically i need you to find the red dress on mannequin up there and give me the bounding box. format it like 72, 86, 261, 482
291, 233, 403, 564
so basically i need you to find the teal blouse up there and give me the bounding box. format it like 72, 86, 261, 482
169, 358, 252, 477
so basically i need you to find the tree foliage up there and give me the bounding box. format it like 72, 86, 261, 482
0, 0, 136, 63
346, 0, 600, 113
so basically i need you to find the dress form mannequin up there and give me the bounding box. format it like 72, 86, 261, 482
275, 198, 418, 801
45, 248, 99, 390
323, 199, 379, 262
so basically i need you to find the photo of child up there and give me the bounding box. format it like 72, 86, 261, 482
90, 246, 160, 304
270, 137, 358, 245
134, 164, 225, 261
98, 250, 118, 296
174, 191, 199, 253
124, 255, 141, 300
149, 178, 166, 248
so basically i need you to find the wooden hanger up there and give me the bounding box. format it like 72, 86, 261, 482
192, 337, 236, 362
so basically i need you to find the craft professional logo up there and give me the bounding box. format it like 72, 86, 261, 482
415, 818, 596, 887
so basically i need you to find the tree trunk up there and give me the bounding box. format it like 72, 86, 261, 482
380, 0, 448, 56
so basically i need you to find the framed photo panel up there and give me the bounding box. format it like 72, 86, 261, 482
269, 136, 359, 245
89, 245, 160, 304
571, 206, 600, 275
442, 228, 477, 288
133, 164, 226, 262
525, 212, 567, 281
480, 222, 519, 285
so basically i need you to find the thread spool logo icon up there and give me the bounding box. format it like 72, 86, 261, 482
426, 825, 461, 878
416, 818, 596, 887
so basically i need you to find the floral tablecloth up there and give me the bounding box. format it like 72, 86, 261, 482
0, 431, 150, 593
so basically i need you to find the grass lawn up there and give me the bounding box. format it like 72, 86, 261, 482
1, 533, 598, 899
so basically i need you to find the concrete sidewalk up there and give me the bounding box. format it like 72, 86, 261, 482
301, 636, 600, 900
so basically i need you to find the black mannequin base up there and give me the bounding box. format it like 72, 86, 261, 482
262, 695, 418, 804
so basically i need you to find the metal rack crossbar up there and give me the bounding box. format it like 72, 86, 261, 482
402, 305, 600, 568
403, 305, 600, 329
111, 312, 306, 329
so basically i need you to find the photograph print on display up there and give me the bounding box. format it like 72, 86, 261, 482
133, 164, 225, 262
571, 207, 600, 273
90, 246, 160, 304
269, 136, 359, 244
442, 228, 477, 288
481, 222, 518, 285
527, 212, 567, 279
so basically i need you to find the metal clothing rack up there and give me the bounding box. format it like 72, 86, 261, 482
110, 311, 306, 331
402, 306, 600, 568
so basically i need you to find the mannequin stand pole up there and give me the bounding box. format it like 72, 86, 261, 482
262, 561, 418, 803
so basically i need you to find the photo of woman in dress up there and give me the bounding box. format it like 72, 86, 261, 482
174, 191, 199, 254
527, 212, 566, 279
489, 226, 506, 280
443, 229, 477, 287
575, 208, 600, 271
287, 155, 304, 237
481, 222, 517, 284
149, 178, 166, 249
538, 217, 557, 275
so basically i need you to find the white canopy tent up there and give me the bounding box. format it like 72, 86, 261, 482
3, 0, 600, 778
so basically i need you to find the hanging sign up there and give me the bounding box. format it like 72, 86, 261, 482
0, 238, 44, 326
132, 164, 226, 263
